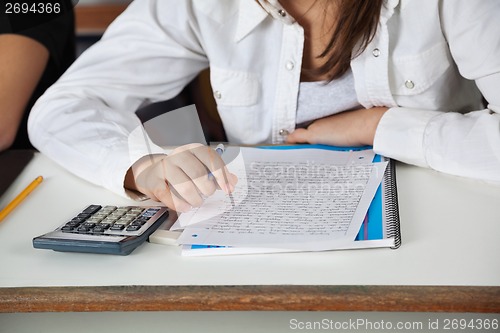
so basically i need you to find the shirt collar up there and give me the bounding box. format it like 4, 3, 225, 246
380, 0, 400, 23
235, 0, 400, 42
235, 0, 295, 42
255, 0, 295, 23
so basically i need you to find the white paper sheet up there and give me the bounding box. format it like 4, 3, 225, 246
174, 147, 386, 251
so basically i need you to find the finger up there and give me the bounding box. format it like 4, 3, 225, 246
167, 183, 194, 213
170, 148, 218, 197
137, 176, 192, 212
286, 128, 312, 144
209, 153, 235, 194
187, 145, 234, 194
170, 143, 205, 155
230, 172, 238, 185
162, 160, 205, 208
154, 182, 192, 213
193, 176, 218, 197
132, 152, 203, 212
170, 144, 237, 194
225, 172, 238, 192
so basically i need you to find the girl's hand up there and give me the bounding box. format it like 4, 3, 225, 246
286, 107, 388, 146
125, 143, 237, 212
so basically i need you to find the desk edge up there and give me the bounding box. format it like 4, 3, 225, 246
1, 285, 499, 313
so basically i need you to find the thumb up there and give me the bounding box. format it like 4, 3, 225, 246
286, 128, 312, 144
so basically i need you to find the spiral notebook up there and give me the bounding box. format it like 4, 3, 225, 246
150, 145, 401, 256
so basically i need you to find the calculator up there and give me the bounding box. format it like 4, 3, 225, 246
33, 205, 169, 255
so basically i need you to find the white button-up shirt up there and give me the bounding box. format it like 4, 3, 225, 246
29, 0, 500, 197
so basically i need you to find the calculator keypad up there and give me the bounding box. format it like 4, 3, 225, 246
60, 205, 161, 236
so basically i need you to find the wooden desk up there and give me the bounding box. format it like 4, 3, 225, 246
0, 153, 499, 313
75, 3, 129, 35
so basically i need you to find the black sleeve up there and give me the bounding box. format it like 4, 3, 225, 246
0, 0, 76, 149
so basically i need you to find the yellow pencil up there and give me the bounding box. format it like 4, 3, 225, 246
0, 176, 43, 223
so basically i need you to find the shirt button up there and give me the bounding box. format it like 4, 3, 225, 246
405, 80, 415, 89
286, 61, 295, 71
213, 90, 222, 99
278, 9, 286, 17
372, 48, 381, 57
279, 129, 289, 136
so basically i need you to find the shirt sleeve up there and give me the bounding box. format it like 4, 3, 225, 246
373, 0, 500, 184
28, 0, 209, 197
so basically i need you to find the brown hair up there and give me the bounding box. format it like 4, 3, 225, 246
310, 0, 385, 81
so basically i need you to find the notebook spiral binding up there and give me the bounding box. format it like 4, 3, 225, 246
384, 159, 402, 249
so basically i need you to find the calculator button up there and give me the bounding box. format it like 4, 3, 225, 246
101, 217, 118, 224
126, 212, 141, 218
62, 220, 82, 231
93, 213, 108, 219
92, 226, 106, 233
142, 209, 159, 217
101, 206, 117, 212
120, 217, 135, 224
110, 224, 125, 231
126, 225, 141, 232
82, 205, 102, 214
109, 212, 126, 219
76, 214, 92, 221
66, 221, 81, 227
77, 226, 92, 233
61, 225, 75, 232
130, 221, 143, 227
87, 217, 103, 224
